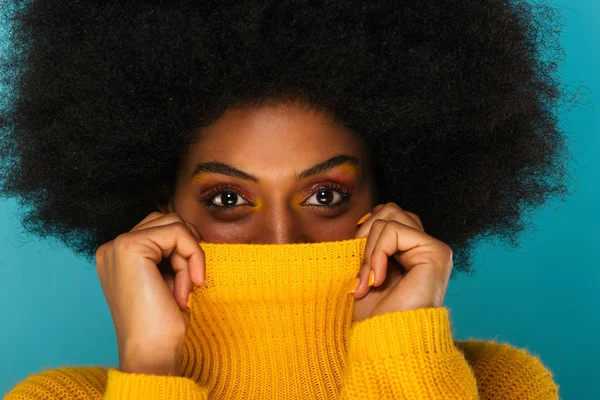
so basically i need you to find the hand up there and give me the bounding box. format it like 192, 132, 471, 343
95, 211, 205, 376
350, 203, 453, 322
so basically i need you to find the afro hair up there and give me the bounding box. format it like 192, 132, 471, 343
0, 0, 578, 277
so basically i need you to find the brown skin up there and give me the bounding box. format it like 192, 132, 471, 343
160, 101, 376, 243
95, 101, 453, 377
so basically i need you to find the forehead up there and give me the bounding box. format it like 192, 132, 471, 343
181, 103, 368, 178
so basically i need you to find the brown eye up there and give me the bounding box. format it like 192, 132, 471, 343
304, 190, 344, 206
210, 191, 249, 208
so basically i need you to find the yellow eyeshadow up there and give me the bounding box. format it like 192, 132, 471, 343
291, 194, 303, 211
337, 162, 360, 177
191, 173, 209, 184
253, 198, 264, 212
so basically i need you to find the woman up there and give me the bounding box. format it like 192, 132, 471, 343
0, 0, 571, 398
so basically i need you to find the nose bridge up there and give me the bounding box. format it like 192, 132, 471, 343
255, 200, 300, 244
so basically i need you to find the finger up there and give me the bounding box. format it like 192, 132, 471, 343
159, 256, 193, 320
354, 204, 384, 238
162, 268, 175, 293
159, 258, 197, 312
370, 221, 433, 276
130, 211, 166, 231
185, 221, 202, 243
132, 212, 180, 231
169, 250, 194, 310
133, 212, 188, 234
364, 221, 397, 288
181, 307, 191, 327
367, 222, 402, 289
388, 256, 407, 275
163, 222, 205, 288
352, 219, 386, 299
132, 221, 206, 288
133, 212, 201, 247
355, 203, 422, 239
374, 203, 422, 231
182, 221, 200, 242
394, 240, 454, 285
131, 214, 204, 284
405, 211, 424, 231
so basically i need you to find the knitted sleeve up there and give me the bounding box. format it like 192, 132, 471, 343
3, 366, 209, 399
339, 307, 479, 399
455, 339, 560, 399
103, 369, 209, 399
338, 307, 559, 400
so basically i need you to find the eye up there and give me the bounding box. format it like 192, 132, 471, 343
209, 191, 250, 208
304, 190, 346, 206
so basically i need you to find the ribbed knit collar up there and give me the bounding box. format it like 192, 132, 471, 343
181, 238, 367, 399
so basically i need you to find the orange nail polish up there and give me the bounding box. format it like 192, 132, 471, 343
367, 270, 375, 287
186, 293, 193, 311
347, 278, 360, 294
356, 212, 371, 226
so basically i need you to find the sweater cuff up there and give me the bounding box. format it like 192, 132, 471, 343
348, 307, 456, 363
105, 368, 209, 400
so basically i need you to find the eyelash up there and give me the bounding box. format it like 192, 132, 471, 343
199, 184, 253, 209
198, 182, 352, 210
301, 181, 352, 209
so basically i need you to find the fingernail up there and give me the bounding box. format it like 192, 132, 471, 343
347, 278, 360, 294
356, 213, 371, 226
367, 270, 375, 287
186, 293, 193, 311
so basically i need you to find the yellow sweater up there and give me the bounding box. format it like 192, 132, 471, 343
5, 238, 559, 399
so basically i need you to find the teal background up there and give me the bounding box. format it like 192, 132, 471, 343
1, 1, 598, 398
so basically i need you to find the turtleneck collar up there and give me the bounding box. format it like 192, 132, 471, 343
181, 238, 367, 399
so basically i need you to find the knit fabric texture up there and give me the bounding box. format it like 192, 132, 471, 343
5, 238, 559, 399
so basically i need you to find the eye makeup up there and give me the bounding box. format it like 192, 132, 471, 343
191, 159, 362, 214
335, 162, 361, 181
197, 183, 255, 209
298, 181, 352, 208
253, 197, 264, 212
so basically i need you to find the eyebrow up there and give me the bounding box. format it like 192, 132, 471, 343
191, 155, 360, 182
191, 162, 258, 182
298, 155, 360, 179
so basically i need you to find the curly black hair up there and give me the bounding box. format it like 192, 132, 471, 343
0, 0, 578, 277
